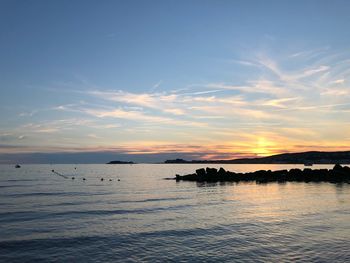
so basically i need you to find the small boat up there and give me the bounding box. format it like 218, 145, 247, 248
15, 164, 21, 168
304, 162, 313, 167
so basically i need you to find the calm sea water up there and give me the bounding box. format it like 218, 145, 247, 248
1, 164, 350, 262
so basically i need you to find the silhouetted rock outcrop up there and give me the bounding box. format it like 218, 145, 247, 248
196, 168, 206, 177
174, 164, 350, 183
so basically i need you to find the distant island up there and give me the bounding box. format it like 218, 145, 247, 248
165, 151, 350, 164
107, 160, 135, 164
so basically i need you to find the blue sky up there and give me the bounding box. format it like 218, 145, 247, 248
1, 0, 350, 163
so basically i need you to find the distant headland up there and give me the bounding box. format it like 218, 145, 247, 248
164, 151, 350, 164
107, 160, 135, 164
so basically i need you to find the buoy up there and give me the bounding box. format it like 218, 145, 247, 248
72, 177, 75, 180
109, 179, 112, 181
101, 178, 104, 181
118, 179, 120, 181
83, 178, 86, 181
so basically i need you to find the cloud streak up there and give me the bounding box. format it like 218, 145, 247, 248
3, 47, 350, 161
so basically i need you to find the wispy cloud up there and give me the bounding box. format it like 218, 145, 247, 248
320, 88, 350, 96
150, 80, 162, 92
203, 80, 288, 96
260, 97, 300, 108
332, 79, 345, 84
3, 47, 350, 159
19, 110, 37, 117
84, 107, 206, 127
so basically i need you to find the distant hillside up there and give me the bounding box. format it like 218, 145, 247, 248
164, 151, 350, 164
107, 160, 135, 164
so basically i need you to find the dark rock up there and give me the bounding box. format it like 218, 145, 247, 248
174, 165, 350, 184
218, 167, 226, 176
182, 173, 198, 181
205, 167, 218, 180
196, 168, 206, 177
333, 164, 343, 171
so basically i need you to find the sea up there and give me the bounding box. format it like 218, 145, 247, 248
1, 164, 350, 262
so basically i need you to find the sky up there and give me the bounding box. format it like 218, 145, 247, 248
1, 0, 350, 163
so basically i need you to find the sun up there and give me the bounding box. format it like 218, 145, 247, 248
252, 137, 274, 157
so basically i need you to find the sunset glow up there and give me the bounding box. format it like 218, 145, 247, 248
1, 1, 350, 163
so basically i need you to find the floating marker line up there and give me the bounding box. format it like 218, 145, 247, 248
51, 169, 69, 179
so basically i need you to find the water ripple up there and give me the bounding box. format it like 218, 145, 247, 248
1, 164, 350, 262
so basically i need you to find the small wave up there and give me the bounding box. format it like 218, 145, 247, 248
0, 204, 196, 223
6, 179, 38, 182
1, 192, 112, 198
121, 196, 189, 203
0, 184, 32, 189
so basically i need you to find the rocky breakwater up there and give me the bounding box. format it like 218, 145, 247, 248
175, 164, 350, 183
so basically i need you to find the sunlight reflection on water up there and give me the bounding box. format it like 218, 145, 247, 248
1, 164, 350, 262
